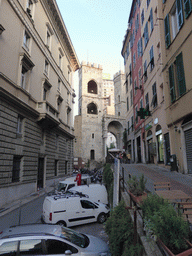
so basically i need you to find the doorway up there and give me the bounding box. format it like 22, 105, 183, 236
37, 158, 44, 189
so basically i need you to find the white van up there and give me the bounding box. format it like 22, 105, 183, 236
57, 175, 91, 193
69, 184, 108, 205
42, 194, 110, 228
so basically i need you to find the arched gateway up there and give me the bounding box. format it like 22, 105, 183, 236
74, 62, 126, 169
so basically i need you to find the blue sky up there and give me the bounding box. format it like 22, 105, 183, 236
56, 0, 132, 78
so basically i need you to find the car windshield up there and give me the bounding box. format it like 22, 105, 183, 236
57, 183, 67, 192
60, 226, 89, 248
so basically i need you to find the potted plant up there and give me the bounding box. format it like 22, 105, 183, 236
141, 194, 192, 256
127, 174, 147, 204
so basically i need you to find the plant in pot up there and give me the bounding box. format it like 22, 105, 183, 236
127, 174, 147, 205
141, 194, 192, 256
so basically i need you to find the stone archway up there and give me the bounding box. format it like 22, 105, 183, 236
102, 115, 126, 160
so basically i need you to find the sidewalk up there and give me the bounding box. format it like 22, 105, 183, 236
0, 185, 53, 218
121, 163, 192, 196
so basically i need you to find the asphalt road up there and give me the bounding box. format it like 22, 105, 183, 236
0, 194, 109, 244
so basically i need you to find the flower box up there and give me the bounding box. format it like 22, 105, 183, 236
129, 191, 148, 205
158, 238, 192, 256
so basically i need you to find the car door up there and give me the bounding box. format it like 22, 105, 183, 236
79, 199, 98, 224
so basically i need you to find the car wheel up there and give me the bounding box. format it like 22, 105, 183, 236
57, 221, 67, 227
97, 213, 106, 224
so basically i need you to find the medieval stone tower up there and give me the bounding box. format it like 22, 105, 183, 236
74, 62, 105, 169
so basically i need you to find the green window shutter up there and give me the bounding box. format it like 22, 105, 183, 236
176, 52, 186, 96
176, 0, 184, 29
183, 0, 192, 18
168, 65, 176, 102
164, 15, 171, 48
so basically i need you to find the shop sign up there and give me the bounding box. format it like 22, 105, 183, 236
145, 121, 152, 131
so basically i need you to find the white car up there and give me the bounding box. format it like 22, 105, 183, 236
0, 224, 111, 255
42, 194, 110, 227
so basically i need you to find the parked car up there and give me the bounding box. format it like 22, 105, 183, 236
69, 183, 108, 205
42, 194, 110, 227
0, 224, 111, 255
57, 175, 92, 193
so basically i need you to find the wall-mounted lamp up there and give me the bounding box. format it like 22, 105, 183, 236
0, 24, 5, 35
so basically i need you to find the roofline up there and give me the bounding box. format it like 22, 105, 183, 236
48, 0, 80, 72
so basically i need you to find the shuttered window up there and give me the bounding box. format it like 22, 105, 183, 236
164, 14, 171, 48
150, 8, 154, 33
176, 52, 186, 96
176, 0, 184, 29
168, 65, 176, 102
183, 0, 192, 18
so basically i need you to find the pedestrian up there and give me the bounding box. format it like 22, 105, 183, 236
74, 170, 81, 186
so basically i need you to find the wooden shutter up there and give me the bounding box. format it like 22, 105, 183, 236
150, 8, 154, 33
176, 52, 186, 96
168, 65, 176, 102
183, 0, 192, 18
176, 0, 184, 29
164, 15, 171, 48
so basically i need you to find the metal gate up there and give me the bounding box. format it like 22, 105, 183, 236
184, 128, 192, 173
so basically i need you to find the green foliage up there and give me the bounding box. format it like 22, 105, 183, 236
128, 174, 147, 196
122, 243, 143, 256
141, 193, 169, 219
141, 194, 190, 252
105, 201, 143, 256
103, 164, 113, 205
122, 129, 127, 149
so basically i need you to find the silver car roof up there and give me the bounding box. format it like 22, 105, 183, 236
0, 224, 61, 239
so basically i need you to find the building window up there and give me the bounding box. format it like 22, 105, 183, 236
90, 150, 95, 160
141, 9, 144, 25
21, 66, 28, 89
131, 116, 134, 131
55, 160, 58, 176
43, 88, 47, 101
23, 30, 30, 51
44, 60, 49, 76
134, 79, 137, 95
20, 53, 34, 89
145, 93, 149, 110
184, 0, 192, 18
67, 106, 71, 124
88, 80, 97, 94
149, 45, 154, 72
26, 0, 33, 17
58, 79, 61, 92
176, 0, 184, 29
168, 52, 186, 102
130, 90, 133, 106
129, 64, 132, 85
150, 8, 154, 33
164, 14, 171, 48
133, 53, 136, 68
128, 121, 130, 135
118, 95, 120, 103
144, 60, 147, 82
17, 115, 24, 137
135, 106, 138, 123
127, 97, 129, 111
147, 0, 151, 8
12, 156, 22, 183
151, 82, 157, 108
144, 22, 149, 47
87, 103, 98, 115
92, 133, 94, 139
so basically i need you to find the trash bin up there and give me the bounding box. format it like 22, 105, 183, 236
170, 154, 178, 171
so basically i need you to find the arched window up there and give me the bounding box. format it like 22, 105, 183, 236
87, 103, 98, 114
88, 80, 97, 94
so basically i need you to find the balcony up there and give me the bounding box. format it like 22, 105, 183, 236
37, 101, 60, 128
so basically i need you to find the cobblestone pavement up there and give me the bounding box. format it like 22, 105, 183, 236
121, 163, 192, 196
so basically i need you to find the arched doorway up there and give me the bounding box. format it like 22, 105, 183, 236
146, 130, 154, 163
156, 125, 164, 163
